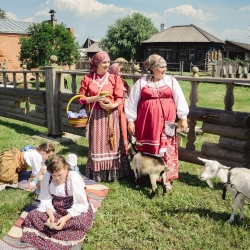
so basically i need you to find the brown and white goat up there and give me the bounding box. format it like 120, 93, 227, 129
128, 137, 170, 199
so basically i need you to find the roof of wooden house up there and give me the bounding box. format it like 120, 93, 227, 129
82, 38, 100, 48
142, 24, 225, 44
225, 40, 250, 51
0, 19, 35, 34
84, 42, 102, 53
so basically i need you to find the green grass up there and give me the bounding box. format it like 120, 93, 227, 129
1, 81, 250, 249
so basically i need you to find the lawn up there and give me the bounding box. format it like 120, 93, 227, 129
1, 79, 250, 249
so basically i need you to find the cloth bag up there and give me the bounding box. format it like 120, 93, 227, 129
164, 121, 177, 137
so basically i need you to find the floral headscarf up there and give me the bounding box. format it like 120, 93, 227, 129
109, 63, 120, 75
143, 54, 167, 71
90, 51, 110, 73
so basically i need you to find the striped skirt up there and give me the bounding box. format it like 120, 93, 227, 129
85, 108, 130, 182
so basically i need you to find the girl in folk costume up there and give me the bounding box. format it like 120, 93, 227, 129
78, 52, 130, 182
0, 142, 55, 184
21, 155, 93, 250
109, 62, 131, 154
125, 54, 189, 190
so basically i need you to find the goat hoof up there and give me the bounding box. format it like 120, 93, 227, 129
150, 192, 156, 199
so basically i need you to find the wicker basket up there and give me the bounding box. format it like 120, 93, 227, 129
66, 95, 89, 128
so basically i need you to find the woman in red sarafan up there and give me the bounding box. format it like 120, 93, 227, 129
78, 52, 130, 182
125, 54, 189, 190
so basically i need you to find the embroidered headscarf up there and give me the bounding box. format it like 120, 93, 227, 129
143, 54, 167, 71
109, 63, 120, 75
90, 51, 110, 73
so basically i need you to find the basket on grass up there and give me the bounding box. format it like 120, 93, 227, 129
66, 95, 89, 128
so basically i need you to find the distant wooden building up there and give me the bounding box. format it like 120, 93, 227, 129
82, 38, 100, 48
224, 40, 250, 60
84, 42, 102, 59
140, 24, 225, 70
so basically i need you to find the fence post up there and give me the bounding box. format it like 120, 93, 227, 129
244, 67, 249, 78
228, 65, 233, 78
237, 66, 242, 78
222, 66, 227, 78
190, 62, 193, 72
179, 61, 184, 76
44, 55, 64, 138
212, 61, 216, 77
186, 80, 199, 151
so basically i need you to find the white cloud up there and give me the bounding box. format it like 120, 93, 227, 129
220, 28, 250, 40
35, 8, 52, 17
6, 12, 18, 20
23, 17, 35, 22
164, 5, 218, 21
5, 11, 35, 23
140, 11, 163, 30
239, 5, 250, 11
50, 0, 129, 18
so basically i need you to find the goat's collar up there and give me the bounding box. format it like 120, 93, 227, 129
131, 152, 138, 157
226, 168, 232, 184
222, 168, 232, 200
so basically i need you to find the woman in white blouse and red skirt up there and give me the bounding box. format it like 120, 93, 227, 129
125, 54, 189, 190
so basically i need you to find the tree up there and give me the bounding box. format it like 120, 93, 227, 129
99, 12, 158, 61
19, 22, 80, 69
0, 8, 7, 19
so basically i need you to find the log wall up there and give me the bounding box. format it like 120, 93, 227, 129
0, 74, 47, 128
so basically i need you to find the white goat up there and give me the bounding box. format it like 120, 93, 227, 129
199, 157, 250, 223
128, 136, 170, 199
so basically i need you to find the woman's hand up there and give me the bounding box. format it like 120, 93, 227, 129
128, 121, 135, 135
46, 209, 55, 224
99, 98, 117, 110
180, 118, 188, 132
55, 213, 72, 230
55, 216, 68, 230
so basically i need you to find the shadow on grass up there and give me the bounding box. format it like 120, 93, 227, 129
0, 119, 45, 136
118, 175, 168, 199
163, 206, 250, 225
178, 171, 224, 190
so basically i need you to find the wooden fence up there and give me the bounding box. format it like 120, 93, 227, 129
76, 59, 184, 75
1, 62, 250, 168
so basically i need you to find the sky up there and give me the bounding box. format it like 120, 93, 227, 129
1, 0, 250, 46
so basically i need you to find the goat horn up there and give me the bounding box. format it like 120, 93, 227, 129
136, 142, 143, 146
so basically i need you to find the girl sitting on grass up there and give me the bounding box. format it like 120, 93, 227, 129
21, 155, 93, 249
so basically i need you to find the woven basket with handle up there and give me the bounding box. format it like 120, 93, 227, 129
66, 95, 89, 128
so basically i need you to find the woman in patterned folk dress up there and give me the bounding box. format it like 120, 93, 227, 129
78, 52, 130, 182
125, 54, 189, 190
21, 155, 93, 250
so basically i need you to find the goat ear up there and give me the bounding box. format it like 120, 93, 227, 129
218, 164, 230, 170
